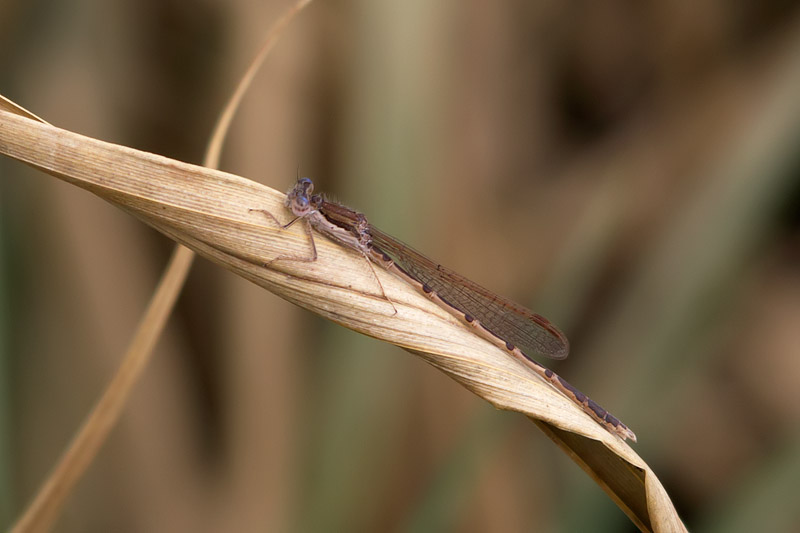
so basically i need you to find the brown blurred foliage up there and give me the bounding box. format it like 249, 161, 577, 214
2, 1, 799, 531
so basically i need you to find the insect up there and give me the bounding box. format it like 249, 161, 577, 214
264, 178, 636, 441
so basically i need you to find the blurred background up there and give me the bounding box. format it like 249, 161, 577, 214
2, 1, 800, 531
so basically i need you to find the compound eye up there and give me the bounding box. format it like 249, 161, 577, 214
290, 194, 313, 216
298, 177, 314, 192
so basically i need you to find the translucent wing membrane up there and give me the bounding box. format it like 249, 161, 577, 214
366, 226, 569, 359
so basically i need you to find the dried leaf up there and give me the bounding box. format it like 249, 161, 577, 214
0, 108, 685, 532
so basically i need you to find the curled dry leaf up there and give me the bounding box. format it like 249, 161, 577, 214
0, 107, 686, 532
